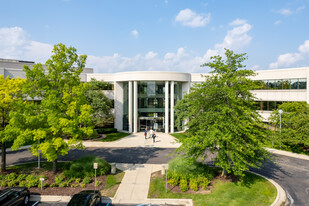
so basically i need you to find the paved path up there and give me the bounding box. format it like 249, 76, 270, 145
83, 132, 181, 148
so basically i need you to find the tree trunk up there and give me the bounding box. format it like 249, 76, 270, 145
53, 159, 57, 174
1, 142, 6, 172
221, 168, 227, 178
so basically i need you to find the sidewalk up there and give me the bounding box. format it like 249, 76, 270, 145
109, 163, 193, 206
83, 132, 181, 148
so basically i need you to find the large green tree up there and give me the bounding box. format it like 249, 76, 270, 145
270, 102, 309, 149
4, 43, 96, 173
175, 49, 270, 177
0, 76, 25, 172
85, 78, 114, 128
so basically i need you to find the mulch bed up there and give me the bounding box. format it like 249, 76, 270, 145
2, 169, 109, 196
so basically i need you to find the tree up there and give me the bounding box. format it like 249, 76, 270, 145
85, 79, 114, 128
4, 43, 96, 173
175, 49, 270, 177
0, 76, 25, 172
270, 102, 309, 149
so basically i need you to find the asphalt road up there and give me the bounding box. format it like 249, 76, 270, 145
3, 147, 309, 206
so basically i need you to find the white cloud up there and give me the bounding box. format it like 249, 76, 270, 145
131, 29, 139, 38
0, 27, 52, 63
269, 40, 309, 69
297, 6, 305, 12
145, 51, 158, 60
277, 9, 292, 15
274, 20, 282, 25
203, 19, 252, 60
175, 9, 210, 28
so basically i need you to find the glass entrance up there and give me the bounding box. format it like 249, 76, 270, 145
139, 117, 164, 132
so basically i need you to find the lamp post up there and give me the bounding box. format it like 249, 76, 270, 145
278, 109, 283, 148
38, 139, 40, 169
94, 163, 98, 191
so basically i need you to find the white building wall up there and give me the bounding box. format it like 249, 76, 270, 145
253, 90, 307, 102
114, 82, 124, 131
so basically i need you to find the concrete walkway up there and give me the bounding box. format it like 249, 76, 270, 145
107, 163, 193, 206
83, 132, 181, 148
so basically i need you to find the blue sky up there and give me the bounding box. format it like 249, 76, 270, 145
0, 0, 309, 73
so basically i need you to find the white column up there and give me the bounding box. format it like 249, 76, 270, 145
171, 81, 174, 133
128, 81, 133, 133
134, 81, 138, 133
165, 81, 169, 133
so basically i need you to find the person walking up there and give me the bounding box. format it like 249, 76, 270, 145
152, 131, 156, 143
149, 128, 153, 139
144, 128, 147, 139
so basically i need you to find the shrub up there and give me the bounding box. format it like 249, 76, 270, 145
55, 174, 66, 184
0, 181, 7, 187
80, 183, 86, 188
96, 181, 101, 187
0, 174, 5, 180
167, 177, 179, 186
71, 184, 79, 188
83, 177, 91, 184
26, 175, 39, 188
75, 178, 81, 183
6, 173, 17, 181
179, 179, 188, 192
68, 178, 75, 183
19, 181, 27, 187
17, 174, 26, 182
50, 183, 58, 188
96, 128, 117, 134
189, 178, 199, 191
59, 182, 69, 187
64, 155, 111, 178
197, 176, 210, 190
8, 180, 18, 187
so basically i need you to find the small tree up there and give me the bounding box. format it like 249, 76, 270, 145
270, 102, 309, 150
85, 79, 114, 128
5, 43, 96, 173
0, 76, 25, 172
175, 49, 270, 177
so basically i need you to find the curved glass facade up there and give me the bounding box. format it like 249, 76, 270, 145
122, 81, 182, 132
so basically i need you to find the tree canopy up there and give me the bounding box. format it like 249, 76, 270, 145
85, 78, 114, 128
0, 75, 25, 172
4, 43, 96, 173
175, 49, 270, 177
270, 102, 309, 149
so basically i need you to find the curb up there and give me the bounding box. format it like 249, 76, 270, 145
266, 147, 309, 161
249, 171, 287, 206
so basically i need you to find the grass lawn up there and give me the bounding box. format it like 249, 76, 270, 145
98, 132, 130, 142
148, 172, 276, 206
170, 133, 188, 143
101, 171, 125, 197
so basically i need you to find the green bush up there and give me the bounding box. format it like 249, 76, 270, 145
0, 181, 7, 187
64, 155, 111, 178
80, 183, 86, 188
7, 180, 18, 187
83, 177, 91, 184
6, 173, 17, 181
167, 177, 179, 186
96, 128, 117, 134
50, 183, 58, 188
19, 181, 27, 187
96, 181, 101, 186
59, 182, 69, 187
71, 184, 79, 188
179, 179, 188, 192
55, 174, 66, 184
26, 175, 39, 188
197, 176, 210, 190
68, 178, 75, 183
189, 178, 199, 191
17, 174, 26, 181
0, 174, 5, 180
75, 178, 81, 183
